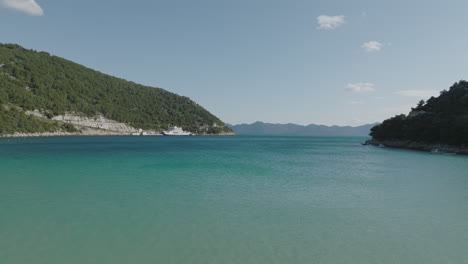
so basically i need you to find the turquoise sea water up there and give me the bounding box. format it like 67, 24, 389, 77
1, 136, 468, 263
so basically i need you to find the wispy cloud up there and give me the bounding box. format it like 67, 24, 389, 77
362, 41, 383, 52
395, 90, 439, 98
349, 100, 363, 105
1, 0, 44, 16
346, 82, 375, 92
317, 15, 346, 30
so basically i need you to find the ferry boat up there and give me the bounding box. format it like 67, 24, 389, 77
162, 126, 192, 136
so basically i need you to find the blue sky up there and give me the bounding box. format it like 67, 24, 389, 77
1, 0, 467, 126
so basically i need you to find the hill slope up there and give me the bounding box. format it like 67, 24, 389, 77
0, 43, 232, 135
368, 81, 468, 152
228, 122, 376, 136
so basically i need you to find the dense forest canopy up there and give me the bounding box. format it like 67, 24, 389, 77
370, 81, 468, 145
0, 43, 232, 134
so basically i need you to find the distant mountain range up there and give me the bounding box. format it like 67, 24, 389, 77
227, 122, 377, 136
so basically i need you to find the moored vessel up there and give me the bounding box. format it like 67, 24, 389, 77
162, 126, 192, 136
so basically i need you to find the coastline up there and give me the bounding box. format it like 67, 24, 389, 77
0, 130, 131, 138
0, 112, 235, 138
0, 130, 235, 138
364, 138, 468, 155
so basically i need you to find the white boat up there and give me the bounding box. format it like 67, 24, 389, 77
162, 126, 192, 136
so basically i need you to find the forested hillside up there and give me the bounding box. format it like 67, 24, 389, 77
0, 43, 232, 135
370, 81, 468, 145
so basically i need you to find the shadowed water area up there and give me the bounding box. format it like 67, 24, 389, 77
1, 136, 468, 263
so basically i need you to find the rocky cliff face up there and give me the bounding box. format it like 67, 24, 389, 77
51, 114, 139, 133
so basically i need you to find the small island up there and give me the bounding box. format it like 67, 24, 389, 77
366, 81, 468, 154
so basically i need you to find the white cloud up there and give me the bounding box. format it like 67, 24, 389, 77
349, 100, 363, 105
1, 0, 44, 16
317, 15, 346, 30
346, 82, 375, 92
362, 41, 383, 52
395, 90, 439, 98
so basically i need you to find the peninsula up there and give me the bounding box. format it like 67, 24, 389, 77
366, 81, 468, 154
0, 44, 233, 137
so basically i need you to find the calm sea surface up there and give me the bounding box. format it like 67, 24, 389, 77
1, 136, 468, 263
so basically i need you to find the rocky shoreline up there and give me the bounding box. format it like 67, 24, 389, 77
0, 130, 235, 138
0, 129, 130, 138
364, 138, 468, 155
0, 112, 235, 138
